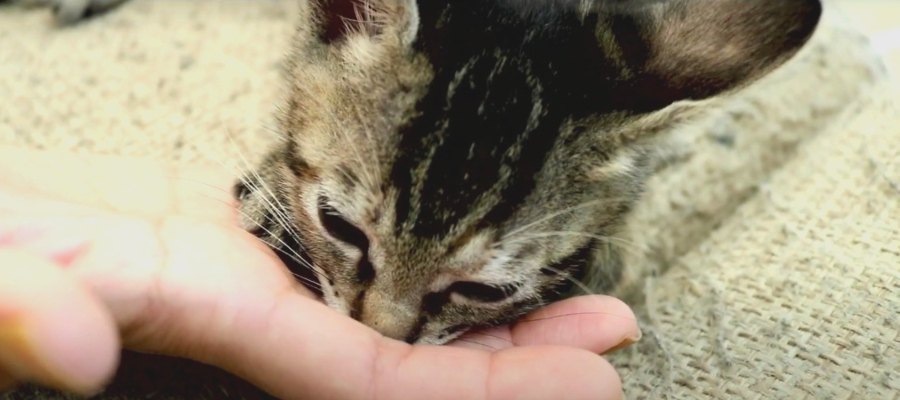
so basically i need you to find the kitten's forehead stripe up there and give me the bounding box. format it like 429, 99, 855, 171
390, 1, 634, 239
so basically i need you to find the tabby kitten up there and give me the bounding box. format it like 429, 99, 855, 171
236, 0, 822, 344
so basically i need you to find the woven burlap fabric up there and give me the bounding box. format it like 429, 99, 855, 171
607, 5, 899, 397
624, 90, 898, 399
1, 1, 897, 399
614, 5, 886, 295
0, 0, 298, 167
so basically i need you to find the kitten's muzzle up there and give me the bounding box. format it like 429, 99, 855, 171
359, 291, 422, 343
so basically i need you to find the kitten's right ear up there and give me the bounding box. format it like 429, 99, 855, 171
311, 0, 419, 46
604, 0, 822, 111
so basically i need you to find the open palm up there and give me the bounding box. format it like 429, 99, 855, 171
0, 147, 638, 399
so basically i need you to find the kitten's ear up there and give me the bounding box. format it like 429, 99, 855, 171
607, 0, 822, 110
312, 0, 419, 45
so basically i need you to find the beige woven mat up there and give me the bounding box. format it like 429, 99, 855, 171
609, 2, 900, 398
609, 2, 900, 397
1, 1, 897, 399
0, 0, 297, 167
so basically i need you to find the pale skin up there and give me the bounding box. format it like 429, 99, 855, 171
0, 146, 640, 399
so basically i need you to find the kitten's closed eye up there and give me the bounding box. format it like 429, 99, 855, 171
448, 281, 518, 303
317, 196, 368, 248
317, 196, 375, 283
421, 281, 518, 318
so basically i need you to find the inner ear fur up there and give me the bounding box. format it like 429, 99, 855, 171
315, 0, 367, 43
313, 0, 418, 45
608, 0, 822, 109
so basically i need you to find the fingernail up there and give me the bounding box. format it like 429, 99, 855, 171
0, 317, 43, 380
603, 328, 642, 355
0, 317, 69, 391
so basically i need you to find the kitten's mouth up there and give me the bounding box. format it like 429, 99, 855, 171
417, 324, 471, 345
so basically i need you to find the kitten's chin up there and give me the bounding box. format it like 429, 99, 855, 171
413, 329, 468, 346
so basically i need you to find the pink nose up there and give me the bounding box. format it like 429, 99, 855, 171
359, 293, 419, 342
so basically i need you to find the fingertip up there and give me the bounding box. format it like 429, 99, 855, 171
488, 346, 622, 400
368, 340, 623, 400
531, 295, 637, 323
510, 295, 640, 354
0, 250, 120, 395
32, 295, 121, 395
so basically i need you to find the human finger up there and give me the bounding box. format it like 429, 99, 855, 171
190, 291, 622, 400
450, 295, 640, 354
373, 342, 623, 400
510, 294, 641, 354
0, 249, 119, 395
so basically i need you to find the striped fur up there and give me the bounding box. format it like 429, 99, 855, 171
238, 0, 821, 343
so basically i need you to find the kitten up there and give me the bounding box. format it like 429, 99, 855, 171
236, 0, 823, 344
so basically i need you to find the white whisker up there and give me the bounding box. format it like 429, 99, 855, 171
170, 176, 324, 289
497, 231, 642, 256
326, 111, 378, 191
352, 105, 383, 189
217, 134, 329, 281
500, 197, 626, 242
224, 132, 303, 239
538, 265, 597, 295
234, 208, 324, 289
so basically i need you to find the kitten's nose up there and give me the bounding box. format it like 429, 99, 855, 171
360, 293, 420, 342
369, 317, 420, 343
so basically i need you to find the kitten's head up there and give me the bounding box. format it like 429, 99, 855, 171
237, 0, 821, 343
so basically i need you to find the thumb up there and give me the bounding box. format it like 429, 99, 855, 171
0, 249, 119, 395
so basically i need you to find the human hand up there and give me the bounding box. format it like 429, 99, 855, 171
0, 147, 640, 399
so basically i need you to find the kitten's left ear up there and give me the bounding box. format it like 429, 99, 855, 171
604, 0, 822, 111
312, 0, 419, 46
